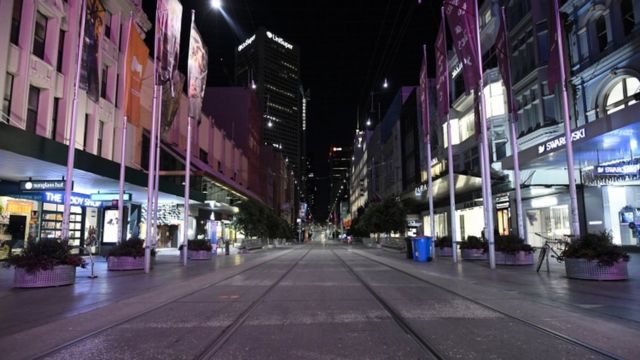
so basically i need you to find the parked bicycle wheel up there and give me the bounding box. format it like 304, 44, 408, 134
536, 246, 547, 273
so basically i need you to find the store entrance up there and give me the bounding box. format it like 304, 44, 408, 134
157, 225, 178, 248
8, 215, 27, 247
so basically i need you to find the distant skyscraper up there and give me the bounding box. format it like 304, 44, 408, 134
328, 146, 352, 223
235, 28, 302, 177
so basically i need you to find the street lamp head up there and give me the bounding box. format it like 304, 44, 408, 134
382, 78, 389, 89
211, 0, 222, 9
366, 118, 371, 127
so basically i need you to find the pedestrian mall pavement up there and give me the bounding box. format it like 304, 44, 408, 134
0, 242, 638, 359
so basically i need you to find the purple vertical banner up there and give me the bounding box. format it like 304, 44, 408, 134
419, 45, 430, 142
435, 15, 450, 119
495, 7, 515, 114
444, 0, 480, 93
547, 0, 562, 94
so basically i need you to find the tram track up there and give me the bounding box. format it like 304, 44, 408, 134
331, 249, 445, 359
33, 248, 300, 360
196, 248, 311, 359
341, 248, 624, 360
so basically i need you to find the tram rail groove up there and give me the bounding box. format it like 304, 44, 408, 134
331, 249, 445, 360
347, 248, 625, 360
31, 248, 298, 360
197, 249, 312, 360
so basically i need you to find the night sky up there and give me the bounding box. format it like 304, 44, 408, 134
143, 0, 445, 220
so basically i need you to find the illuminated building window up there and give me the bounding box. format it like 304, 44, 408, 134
605, 76, 640, 115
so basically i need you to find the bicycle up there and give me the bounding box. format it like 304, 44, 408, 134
535, 233, 570, 273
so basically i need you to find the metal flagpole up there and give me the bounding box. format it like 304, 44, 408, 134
553, 0, 580, 237
62, 0, 87, 240
183, 116, 193, 266
153, 99, 162, 248
446, 113, 458, 263
510, 114, 525, 238
473, 0, 496, 269
117, 118, 127, 243
421, 45, 436, 252
145, 18, 162, 274
499, 6, 526, 242
117, 13, 133, 245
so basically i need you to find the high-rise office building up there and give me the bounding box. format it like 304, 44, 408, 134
235, 28, 302, 177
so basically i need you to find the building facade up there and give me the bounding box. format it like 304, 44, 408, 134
0, 0, 290, 254
234, 28, 302, 178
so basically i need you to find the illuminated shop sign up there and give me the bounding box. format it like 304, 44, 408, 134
20, 180, 70, 191
595, 163, 640, 176
537, 128, 586, 155
266, 31, 293, 50
237, 35, 256, 52
90, 192, 132, 202
42, 192, 102, 207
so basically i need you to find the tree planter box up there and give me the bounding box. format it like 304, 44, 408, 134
108, 256, 145, 271
188, 250, 212, 260
14, 265, 76, 288
495, 251, 534, 265
437, 247, 453, 257
564, 258, 629, 280
461, 249, 487, 260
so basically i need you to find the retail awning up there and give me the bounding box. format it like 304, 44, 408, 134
0, 122, 205, 203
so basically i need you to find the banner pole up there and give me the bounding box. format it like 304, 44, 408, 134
145, 11, 162, 273
117, 116, 127, 243
117, 13, 133, 245
473, 0, 496, 269
183, 116, 193, 266
510, 113, 525, 240
153, 98, 162, 248
553, 0, 581, 238
446, 112, 457, 263
62, 0, 87, 240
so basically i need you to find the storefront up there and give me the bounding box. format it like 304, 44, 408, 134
0, 192, 101, 252
583, 159, 640, 246
494, 194, 511, 236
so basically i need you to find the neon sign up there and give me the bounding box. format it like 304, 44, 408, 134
43, 192, 102, 207
537, 128, 586, 155
266, 31, 293, 50
595, 163, 640, 176
237, 35, 256, 52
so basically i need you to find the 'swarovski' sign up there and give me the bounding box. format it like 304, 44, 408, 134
537, 128, 586, 155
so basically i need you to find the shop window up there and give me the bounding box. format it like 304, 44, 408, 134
3, 74, 14, 117
26, 86, 40, 133
595, 15, 608, 53
33, 12, 47, 60
57, 30, 65, 72
10, 0, 23, 45
605, 76, 640, 115
622, 0, 635, 37
51, 98, 60, 140
483, 82, 505, 118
